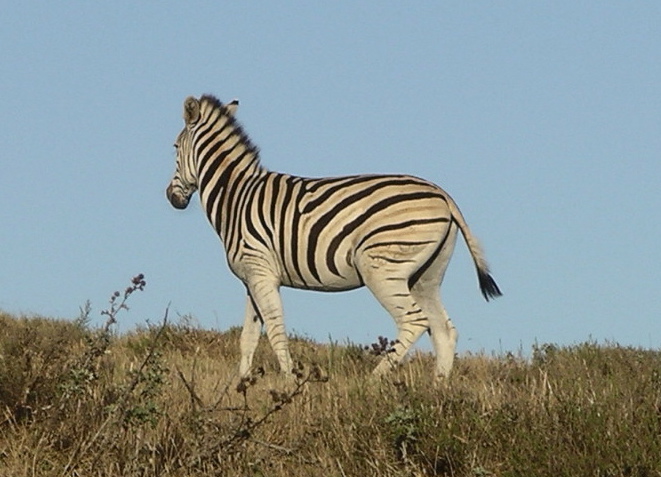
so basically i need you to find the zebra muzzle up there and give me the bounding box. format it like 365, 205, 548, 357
166, 184, 190, 210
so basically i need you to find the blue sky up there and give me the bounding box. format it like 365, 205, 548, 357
1, 3, 660, 356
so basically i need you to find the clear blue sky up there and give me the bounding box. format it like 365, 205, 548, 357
1, 3, 660, 355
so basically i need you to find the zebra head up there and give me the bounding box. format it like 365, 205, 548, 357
166, 96, 201, 209
166, 96, 240, 210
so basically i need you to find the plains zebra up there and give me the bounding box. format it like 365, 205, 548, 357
166, 95, 501, 378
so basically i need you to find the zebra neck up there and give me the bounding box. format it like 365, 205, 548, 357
199, 149, 266, 240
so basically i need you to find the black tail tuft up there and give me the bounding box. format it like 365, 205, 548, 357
478, 270, 502, 301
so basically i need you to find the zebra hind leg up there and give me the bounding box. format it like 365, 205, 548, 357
360, 270, 431, 375
410, 223, 459, 378
411, 283, 457, 378
358, 224, 458, 377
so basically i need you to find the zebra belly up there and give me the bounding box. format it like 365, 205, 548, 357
285, 280, 364, 293
281, 260, 364, 292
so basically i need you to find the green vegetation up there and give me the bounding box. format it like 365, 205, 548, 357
1, 277, 660, 476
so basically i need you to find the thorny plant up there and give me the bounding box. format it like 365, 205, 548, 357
58, 274, 172, 474
60, 273, 148, 403
102, 273, 147, 330
368, 335, 399, 356
231, 362, 329, 452
177, 359, 329, 463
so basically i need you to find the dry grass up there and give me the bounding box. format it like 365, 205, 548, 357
1, 282, 660, 476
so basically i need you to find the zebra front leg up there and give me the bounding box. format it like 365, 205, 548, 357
246, 279, 294, 376
239, 294, 262, 377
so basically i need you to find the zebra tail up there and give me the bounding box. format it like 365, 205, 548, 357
445, 194, 502, 301
477, 268, 502, 301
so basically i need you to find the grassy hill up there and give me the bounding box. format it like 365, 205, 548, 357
1, 284, 660, 476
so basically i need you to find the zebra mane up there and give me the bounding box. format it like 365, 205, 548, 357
199, 94, 261, 159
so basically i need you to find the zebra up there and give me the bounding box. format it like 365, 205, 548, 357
166, 94, 501, 379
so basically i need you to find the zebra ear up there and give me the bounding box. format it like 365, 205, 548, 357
226, 99, 239, 116
183, 96, 200, 125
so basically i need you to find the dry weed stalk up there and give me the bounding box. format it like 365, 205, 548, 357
175, 358, 329, 466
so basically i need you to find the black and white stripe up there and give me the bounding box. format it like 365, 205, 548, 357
166, 95, 501, 378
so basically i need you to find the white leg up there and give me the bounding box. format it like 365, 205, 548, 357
354, 244, 436, 375
430, 309, 458, 378
239, 294, 262, 377
414, 289, 457, 378
410, 223, 459, 378
246, 279, 293, 376
364, 276, 430, 375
